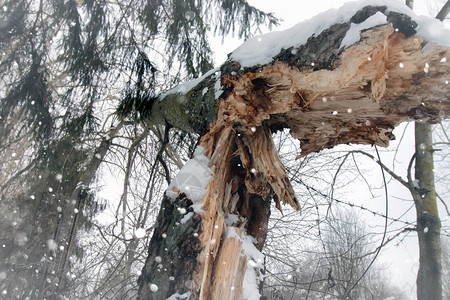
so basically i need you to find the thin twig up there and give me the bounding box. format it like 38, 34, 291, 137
437, 193, 450, 216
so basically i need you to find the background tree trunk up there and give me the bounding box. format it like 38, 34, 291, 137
414, 122, 442, 300
408, 1, 446, 299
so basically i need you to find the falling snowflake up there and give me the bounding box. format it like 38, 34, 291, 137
150, 284, 158, 292
47, 239, 58, 251
185, 11, 195, 21
135, 228, 147, 239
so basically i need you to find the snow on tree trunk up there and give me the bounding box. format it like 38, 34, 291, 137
138, 3, 450, 299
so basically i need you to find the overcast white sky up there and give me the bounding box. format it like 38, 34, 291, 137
208, 0, 449, 297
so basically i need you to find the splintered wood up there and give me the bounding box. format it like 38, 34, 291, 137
217, 24, 449, 159
210, 228, 247, 299
238, 126, 299, 211
194, 125, 294, 299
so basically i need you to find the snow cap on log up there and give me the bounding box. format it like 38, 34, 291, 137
229, 0, 449, 68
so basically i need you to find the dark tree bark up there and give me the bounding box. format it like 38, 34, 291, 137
436, 0, 450, 22
138, 5, 450, 299
138, 196, 203, 299
408, 1, 446, 299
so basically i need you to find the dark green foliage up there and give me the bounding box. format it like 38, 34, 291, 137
0, 143, 93, 299
56, 0, 108, 84
117, 51, 158, 121
218, 0, 279, 38
0, 1, 26, 45
0, 53, 52, 145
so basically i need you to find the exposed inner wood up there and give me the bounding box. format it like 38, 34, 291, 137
237, 126, 298, 211
216, 24, 448, 159
192, 125, 286, 299
210, 227, 247, 299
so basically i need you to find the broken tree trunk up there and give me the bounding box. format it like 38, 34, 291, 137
138, 3, 450, 299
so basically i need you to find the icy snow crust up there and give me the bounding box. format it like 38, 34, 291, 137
230, 0, 450, 68
339, 11, 388, 49
166, 146, 212, 202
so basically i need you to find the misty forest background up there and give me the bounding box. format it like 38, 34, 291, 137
0, 0, 449, 299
